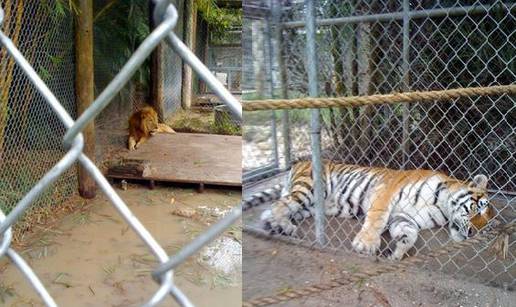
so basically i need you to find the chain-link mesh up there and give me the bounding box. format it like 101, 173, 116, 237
199, 26, 243, 135
162, 0, 184, 118
0, 0, 242, 306
208, 44, 242, 93
0, 0, 77, 241
93, 1, 152, 165
243, 0, 515, 290
242, 10, 282, 181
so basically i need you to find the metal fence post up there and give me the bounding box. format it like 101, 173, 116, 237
272, 0, 292, 169
305, 0, 325, 246
266, 1, 279, 170
401, 0, 411, 169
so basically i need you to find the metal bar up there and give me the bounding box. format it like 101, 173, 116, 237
243, 164, 281, 182
243, 169, 282, 184
401, 0, 411, 169
63, 5, 179, 147
272, 0, 292, 169
152, 205, 242, 278
208, 66, 243, 71
305, 0, 325, 246
283, 2, 516, 28
77, 154, 181, 307
267, 12, 280, 169
0, 139, 83, 234
0, 220, 11, 258
264, 1, 280, 171
0, 28, 85, 234
7, 249, 58, 307
281, 110, 292, 168
164, 32, 243, 121
270, 110, 280, 169
0, 31, 78, 128
1, 208, 56, 307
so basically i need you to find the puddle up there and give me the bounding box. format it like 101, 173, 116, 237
0, 185, 242, 307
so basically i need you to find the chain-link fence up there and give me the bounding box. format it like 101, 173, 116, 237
198, 23, 243, 135
208, 34, 242, 94
243, 3, 283, 181
93, 0, 187, 164
0, 0, 242, 305
243, 0, 515, 290
0, 0, 77, 241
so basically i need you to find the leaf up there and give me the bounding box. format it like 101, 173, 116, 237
55, 0, 66, 18
39, 66, 51, 81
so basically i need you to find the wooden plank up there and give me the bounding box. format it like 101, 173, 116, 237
107, 133, 242, 186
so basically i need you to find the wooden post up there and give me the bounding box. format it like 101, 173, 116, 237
75, 0, 96, 199
182, 0, 197, 109
149, 1, 165, 120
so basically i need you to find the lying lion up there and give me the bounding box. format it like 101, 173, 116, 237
128, 106, 175, 150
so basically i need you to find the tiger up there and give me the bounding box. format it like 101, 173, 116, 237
244, 161, 495, 260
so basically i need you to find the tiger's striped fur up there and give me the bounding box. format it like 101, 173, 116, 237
243, 184, 283, 211
257, 161, 494, 260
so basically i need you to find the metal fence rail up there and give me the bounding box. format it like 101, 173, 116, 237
0, 1, 242, 306
243, 0, 515, 290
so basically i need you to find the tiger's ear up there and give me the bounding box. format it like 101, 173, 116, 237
470, 174, 488, 190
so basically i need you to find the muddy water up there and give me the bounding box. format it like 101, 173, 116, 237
0, 185, 241, 306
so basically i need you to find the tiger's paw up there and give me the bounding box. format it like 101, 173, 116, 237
261, 210, 297, 236
385, 249, 404, 260
352, 230, 381, 256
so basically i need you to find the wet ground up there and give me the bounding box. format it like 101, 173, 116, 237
0, 183, 242, 306
243, 234, 515, 307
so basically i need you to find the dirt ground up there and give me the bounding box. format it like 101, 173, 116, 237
0, 183, 242, 306
243, 234, 515, 307
243, 176, 515, 306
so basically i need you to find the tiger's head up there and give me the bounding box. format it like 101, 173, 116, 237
448, 174, 495, 242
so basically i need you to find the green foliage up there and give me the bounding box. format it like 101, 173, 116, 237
196, 0, 242, 43
93, 0, 150, 91
41, 0, 79, 18
212, 117, 241, 135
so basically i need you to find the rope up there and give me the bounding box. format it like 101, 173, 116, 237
243, 84, 516, 111
243, 223, 515, 307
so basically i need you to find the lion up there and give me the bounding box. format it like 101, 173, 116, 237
128, 106, 175, 150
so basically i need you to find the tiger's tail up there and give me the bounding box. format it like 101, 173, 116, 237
243, 184, 283, 211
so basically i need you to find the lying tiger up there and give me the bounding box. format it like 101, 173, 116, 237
245, 161, 495, 260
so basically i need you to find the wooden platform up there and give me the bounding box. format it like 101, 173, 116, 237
107, 133, 242, 187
